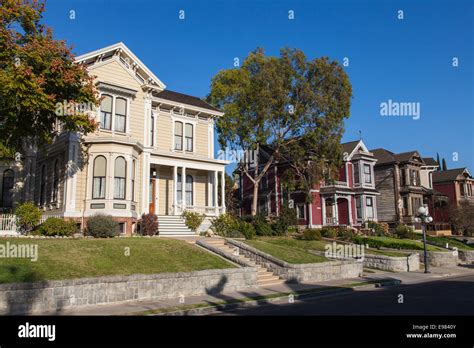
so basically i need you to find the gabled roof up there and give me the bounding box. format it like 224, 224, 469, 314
341, 139, 374, 161
153, 89, 221, 113
393, 150, 422, 163
422, 157, 438, 166
75, 42, 166, 90
76, 42, 223, 114
371, 148, 396, 165
371, 148, 424, 166
432, 168, 472, 183
341, 140, 360, 155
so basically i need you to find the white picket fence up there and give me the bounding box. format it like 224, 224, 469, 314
0, 214, 63, 236
0, 214, 18, 236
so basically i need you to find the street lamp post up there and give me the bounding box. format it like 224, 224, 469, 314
416, 205, 433, 274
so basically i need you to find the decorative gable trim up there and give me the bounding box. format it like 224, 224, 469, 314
76, 42, 166, 91
96, 82, 138, 98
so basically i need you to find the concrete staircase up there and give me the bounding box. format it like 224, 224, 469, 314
205, 239, 285, 287
157, 215, 195, 237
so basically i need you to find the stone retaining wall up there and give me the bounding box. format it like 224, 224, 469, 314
413, 250, 458, 267
458, 250, 474, 264
0, 267, 258, 315
362, 253, 420, 272
226, 239, 363, 283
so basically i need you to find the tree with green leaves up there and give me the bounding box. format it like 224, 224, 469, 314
0, 0, 98, 155
208, 48, 352, 215
442, 158, 448, 171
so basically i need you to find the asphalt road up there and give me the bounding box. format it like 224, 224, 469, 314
212, 274, 474, 315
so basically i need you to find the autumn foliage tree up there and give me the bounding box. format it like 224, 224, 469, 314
0, 0, 98, 155
208, 48, 351, 215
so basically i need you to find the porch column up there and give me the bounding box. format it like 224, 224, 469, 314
333, 194, 338, 225
173, 165, 178, 215
141, 153, 150, 214
221, 170, 226, 214
321, 197, 326, 226
182, 166, 187, 211
214, 170, 218, 215
347, 197, 353, 226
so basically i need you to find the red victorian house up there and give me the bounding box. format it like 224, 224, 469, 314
237, 140, 379, 228
433, 167, 474, 208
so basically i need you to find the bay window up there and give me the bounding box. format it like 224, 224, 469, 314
365, 196, 374, 220
363, 164, 372, 184
114, 157, 126, 199
92, 156, 106, 199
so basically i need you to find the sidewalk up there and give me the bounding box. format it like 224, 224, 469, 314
40, 264, 474, 316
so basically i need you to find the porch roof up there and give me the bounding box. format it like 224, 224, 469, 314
149, 151, 229, 171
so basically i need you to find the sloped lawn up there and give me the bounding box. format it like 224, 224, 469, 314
354, 236, 445, 251
0, 238, 233, 284
244, 236, 410, 263
416, 235, 474, 251
244, 237, 328, 264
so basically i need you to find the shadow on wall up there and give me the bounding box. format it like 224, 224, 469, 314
0, 265, 64, 315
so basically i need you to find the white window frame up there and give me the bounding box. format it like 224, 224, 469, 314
171, 116, 196, 154
365, 196, 375, 220
97, 93, 130, 135
296, 203, 306, 220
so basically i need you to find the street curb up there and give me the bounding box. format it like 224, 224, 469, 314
152, 279, 402, 316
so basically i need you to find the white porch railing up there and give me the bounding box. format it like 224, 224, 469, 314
325, 217, 338, 225
173, 205, 225, 216
0, 214, 18, 235
0, 214, 64, 236
321, 181, 349, 188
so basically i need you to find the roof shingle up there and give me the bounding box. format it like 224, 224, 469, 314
154, 89, 221, 112
432, 168, 471, 183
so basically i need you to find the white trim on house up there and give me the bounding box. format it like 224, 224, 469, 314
75, 42, 166, 90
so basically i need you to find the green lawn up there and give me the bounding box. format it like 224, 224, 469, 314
418, 236, 474, 251
354, 236, 445, 252
244, 236, 410, 263
245, 237, 328, 264
0, 238, 233, 284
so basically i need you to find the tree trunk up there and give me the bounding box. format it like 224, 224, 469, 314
251, 182, 259, 216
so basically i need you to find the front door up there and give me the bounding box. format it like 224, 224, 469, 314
149, 178, 156, 214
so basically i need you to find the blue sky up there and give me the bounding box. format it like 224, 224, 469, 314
44, 0, 473, 172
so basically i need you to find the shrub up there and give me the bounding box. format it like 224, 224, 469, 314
240, 215, 255, 223
210, 213, 237, 237
86, 214, 119, 238
354, 236, 425, 251
181, 210, 205, 232
394, 224, 417, 240
301, 228, 322, 241
287, 226, 298, 234
272, 208, 297, 236
253, 215, 273, 236
366, 221, 389, 236
139, 213, 159, 236
37, 217, 77, 236
321, 226, 337, 239
337, 226, 355, 241
15, 201, 41, 234
236, 220, 256, 240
